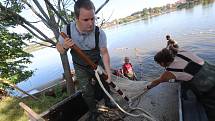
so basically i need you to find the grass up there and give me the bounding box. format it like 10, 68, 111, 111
0, 93, 68, 121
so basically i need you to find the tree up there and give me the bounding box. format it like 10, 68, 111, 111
142, 8, 149, 17
0, 0, 110, 95
0, 1, 33, 92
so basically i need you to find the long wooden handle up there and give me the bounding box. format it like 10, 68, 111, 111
60, 32, 129, 102
60, 32, 98, 70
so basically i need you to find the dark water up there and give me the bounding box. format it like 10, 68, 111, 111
15, 3, 215, 94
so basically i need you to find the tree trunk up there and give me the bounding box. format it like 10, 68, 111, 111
60, 53, 75, 95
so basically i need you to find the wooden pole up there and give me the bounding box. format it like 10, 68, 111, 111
60, 32, 130, 102
19, 102, 45, 121
0, 78, 39, 100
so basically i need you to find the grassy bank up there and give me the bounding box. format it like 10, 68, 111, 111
0, 93, 68, 121
23, 41, 52, 53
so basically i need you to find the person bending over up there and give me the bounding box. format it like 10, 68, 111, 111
146, 48, 215, 121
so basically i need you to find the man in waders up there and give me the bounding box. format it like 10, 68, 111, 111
146, 48, 215, 121
166, 35, 179, 55
56, 0, 115, 120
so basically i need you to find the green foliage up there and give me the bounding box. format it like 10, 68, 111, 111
0, 25, 33, 88
175, 0, 213, 9
0, 0, 77, 95
0, 0, 25, 26
0, 0, 33, 89
2, 0, 25, 12
54, 84, 63, 98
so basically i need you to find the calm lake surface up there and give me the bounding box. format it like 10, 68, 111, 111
16, 3, 215, 94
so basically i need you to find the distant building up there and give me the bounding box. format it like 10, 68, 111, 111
176, 0, 186, 4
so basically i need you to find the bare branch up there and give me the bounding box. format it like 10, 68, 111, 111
61, 0, 70, 22
21, 24, 46, 41
96, 0, 109, 14
29, 20, 41, 23
32, 0, 50, 21
1, 4, 56, 46
99, 10, 114, 27
45, 1, 60, 39
21, 0, 51, 29
44, 0, 68, 24
105, 10, 114, 22
22, 19, 54, 44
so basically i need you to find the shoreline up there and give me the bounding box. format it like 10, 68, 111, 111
103, 8, 177, 30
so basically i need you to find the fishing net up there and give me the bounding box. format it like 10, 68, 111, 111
94, 73, 179, 121
94, 73, 156, 121
111, 74, 149, 100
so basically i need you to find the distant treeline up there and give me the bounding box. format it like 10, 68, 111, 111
102, 0, 214, 28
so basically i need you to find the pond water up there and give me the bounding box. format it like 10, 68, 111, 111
15, 2, 215, 95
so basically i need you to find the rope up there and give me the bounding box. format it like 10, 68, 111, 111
96, 65, 130, 102
94, 66, 157, 121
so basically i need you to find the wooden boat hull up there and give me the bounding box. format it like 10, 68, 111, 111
41, 91, 88, 121
40, 83, 208, 121
179, 83, 208, 121
20, 77, 208, 121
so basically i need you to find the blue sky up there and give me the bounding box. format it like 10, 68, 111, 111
20, 0, 178, 22
11, 0, 178, 37
93, 0, 178, 20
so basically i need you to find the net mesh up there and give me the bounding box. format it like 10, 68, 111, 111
96, 74, 179, 121
96, 74, 154, 121
111, 74, 149, 99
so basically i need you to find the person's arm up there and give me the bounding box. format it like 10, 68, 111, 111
166, 40, 170, 48
133, 71, 138, 81
56, 42, 66, 54
169, 44, 179, 53
130, 64, 137, 80
56, 24, 75, 54
100, 47, 111, 81
56, 36, 75, 54
146, 71, 176, 89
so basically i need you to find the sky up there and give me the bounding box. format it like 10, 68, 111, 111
19, 0, 179, 22
10, 0, 178, 38
93, 0, 178, 21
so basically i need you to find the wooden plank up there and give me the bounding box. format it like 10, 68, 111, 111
78, 112, 89, 121
0, 78, 39, 100
178, 84, 183, 121
19, 102, 45, 121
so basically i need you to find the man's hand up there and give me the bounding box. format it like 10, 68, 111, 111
56, 42, 65, 54
63, 37, 75, 50
143, 86, 149, 92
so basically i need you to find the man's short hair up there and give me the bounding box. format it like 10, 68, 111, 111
74, 0, 95, 18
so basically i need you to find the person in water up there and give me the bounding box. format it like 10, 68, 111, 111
166, 35, 179, 55
122, 57, 137, 80
146, 48, 215, 121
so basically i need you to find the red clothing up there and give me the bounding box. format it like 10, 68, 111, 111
122, 63, 137, 80
122, 63, 133, 75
